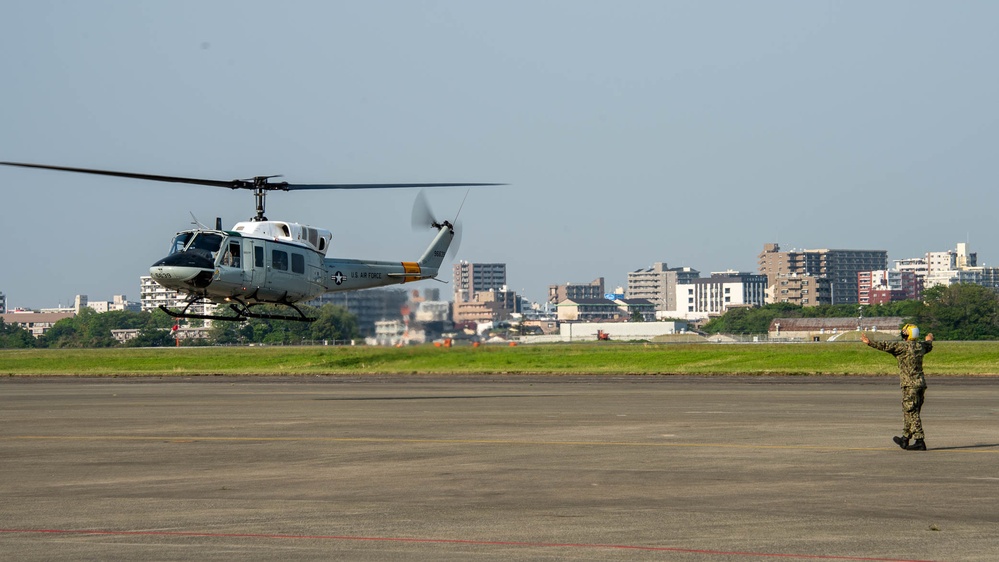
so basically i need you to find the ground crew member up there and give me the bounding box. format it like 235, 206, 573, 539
860, 324, 933, 451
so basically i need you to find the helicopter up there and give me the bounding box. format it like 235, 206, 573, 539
1, 161, 501, 322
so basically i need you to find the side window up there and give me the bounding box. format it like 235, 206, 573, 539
272, 250, 288, 271
254, 246, 264, 268
291, 253, 305, 274
225, 241, 241, 268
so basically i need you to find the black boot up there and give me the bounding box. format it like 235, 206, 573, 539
907, 439, 926, 451
893, 436, 909, 450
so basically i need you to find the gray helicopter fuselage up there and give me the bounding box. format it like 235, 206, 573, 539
149, 220, 452, 307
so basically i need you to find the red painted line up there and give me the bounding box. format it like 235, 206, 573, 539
0, 528, 939, 561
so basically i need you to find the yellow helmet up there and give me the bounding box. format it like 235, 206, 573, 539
901, 324, 920, 341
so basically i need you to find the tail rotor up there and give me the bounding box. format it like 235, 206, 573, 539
411, 190, 464, 261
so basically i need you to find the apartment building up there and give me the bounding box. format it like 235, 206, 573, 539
758, 243, 888, 305
626, 262, 700, 312
452, 262, 516, 324
858, 270, 921, 305
767, 274, 828, 307
548, 278, 605, 305
453, 261, 506, 301
670, 271, 768, 319
452, 287, 519, 324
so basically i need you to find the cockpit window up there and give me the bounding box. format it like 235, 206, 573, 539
184, 232, 225, 261
189, 233, 224, 254
169, 232, 195, 255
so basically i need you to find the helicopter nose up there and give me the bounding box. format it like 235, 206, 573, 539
150, 252, 215, 289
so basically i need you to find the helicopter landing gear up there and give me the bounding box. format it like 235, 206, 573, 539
159, 297, 316, 322
226, 300, 315, 323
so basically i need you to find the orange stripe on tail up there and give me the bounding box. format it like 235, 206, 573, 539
401, 262, 422, 283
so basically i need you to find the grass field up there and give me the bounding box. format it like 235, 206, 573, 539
3, 341, 999, 377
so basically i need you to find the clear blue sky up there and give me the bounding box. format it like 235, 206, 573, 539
3, 1, 998, 309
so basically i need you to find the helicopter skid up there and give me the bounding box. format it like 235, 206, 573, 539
158, 305, 247, 323
158, 299, 316, 323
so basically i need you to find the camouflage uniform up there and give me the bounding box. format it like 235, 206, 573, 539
866, 339, 932, 440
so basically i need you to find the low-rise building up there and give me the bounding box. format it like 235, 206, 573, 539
0, 311, 76, 337
610, 297, 657, 321
768, 316, 905, 342
110, 326, 210, 344
556, 298, 625, 322
452, 288, 519, 324
558, 320, 687, 342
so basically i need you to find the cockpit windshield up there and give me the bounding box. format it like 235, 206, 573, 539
169, 231, 225, 261
169, 232, 195, 255
188, 232, 225, 257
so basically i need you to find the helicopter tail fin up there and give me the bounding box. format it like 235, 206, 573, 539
415, 224, 454, 277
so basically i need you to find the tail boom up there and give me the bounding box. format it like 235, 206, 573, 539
321, 226, 453, 292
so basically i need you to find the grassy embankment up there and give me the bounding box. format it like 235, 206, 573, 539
3, 341, 999, 377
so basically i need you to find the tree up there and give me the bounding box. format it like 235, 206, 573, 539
204, 304, 359, 345
702, 302, 801, 334
309, 304, 360, 342
0, 318, 37, 348
125, 326, 176, 347
917, 283, 999, 340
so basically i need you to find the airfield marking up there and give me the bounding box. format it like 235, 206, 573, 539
0, 528, 942, 561
6, 435, 999, 453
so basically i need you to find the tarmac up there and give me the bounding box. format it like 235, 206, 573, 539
1, 375, 997, 561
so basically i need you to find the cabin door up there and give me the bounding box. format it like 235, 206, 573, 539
245, 241, 266, 290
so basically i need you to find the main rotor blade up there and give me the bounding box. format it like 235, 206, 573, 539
1, 162, 504, 191
284, 182, 503, 190
0, 161, 238, 189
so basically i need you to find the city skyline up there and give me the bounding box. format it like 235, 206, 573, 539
1, 238, 983, 312
4, 3, 998, 309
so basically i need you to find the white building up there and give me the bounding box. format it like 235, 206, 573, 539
894, 257, 928, 281
558, 320, 687, 342
917, 243, 999, 291
414, 300, 451, 323
139, 275, 216, 316
369, 319, 427, 346
666, 272, 768, 321
73, 294, 141, 313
